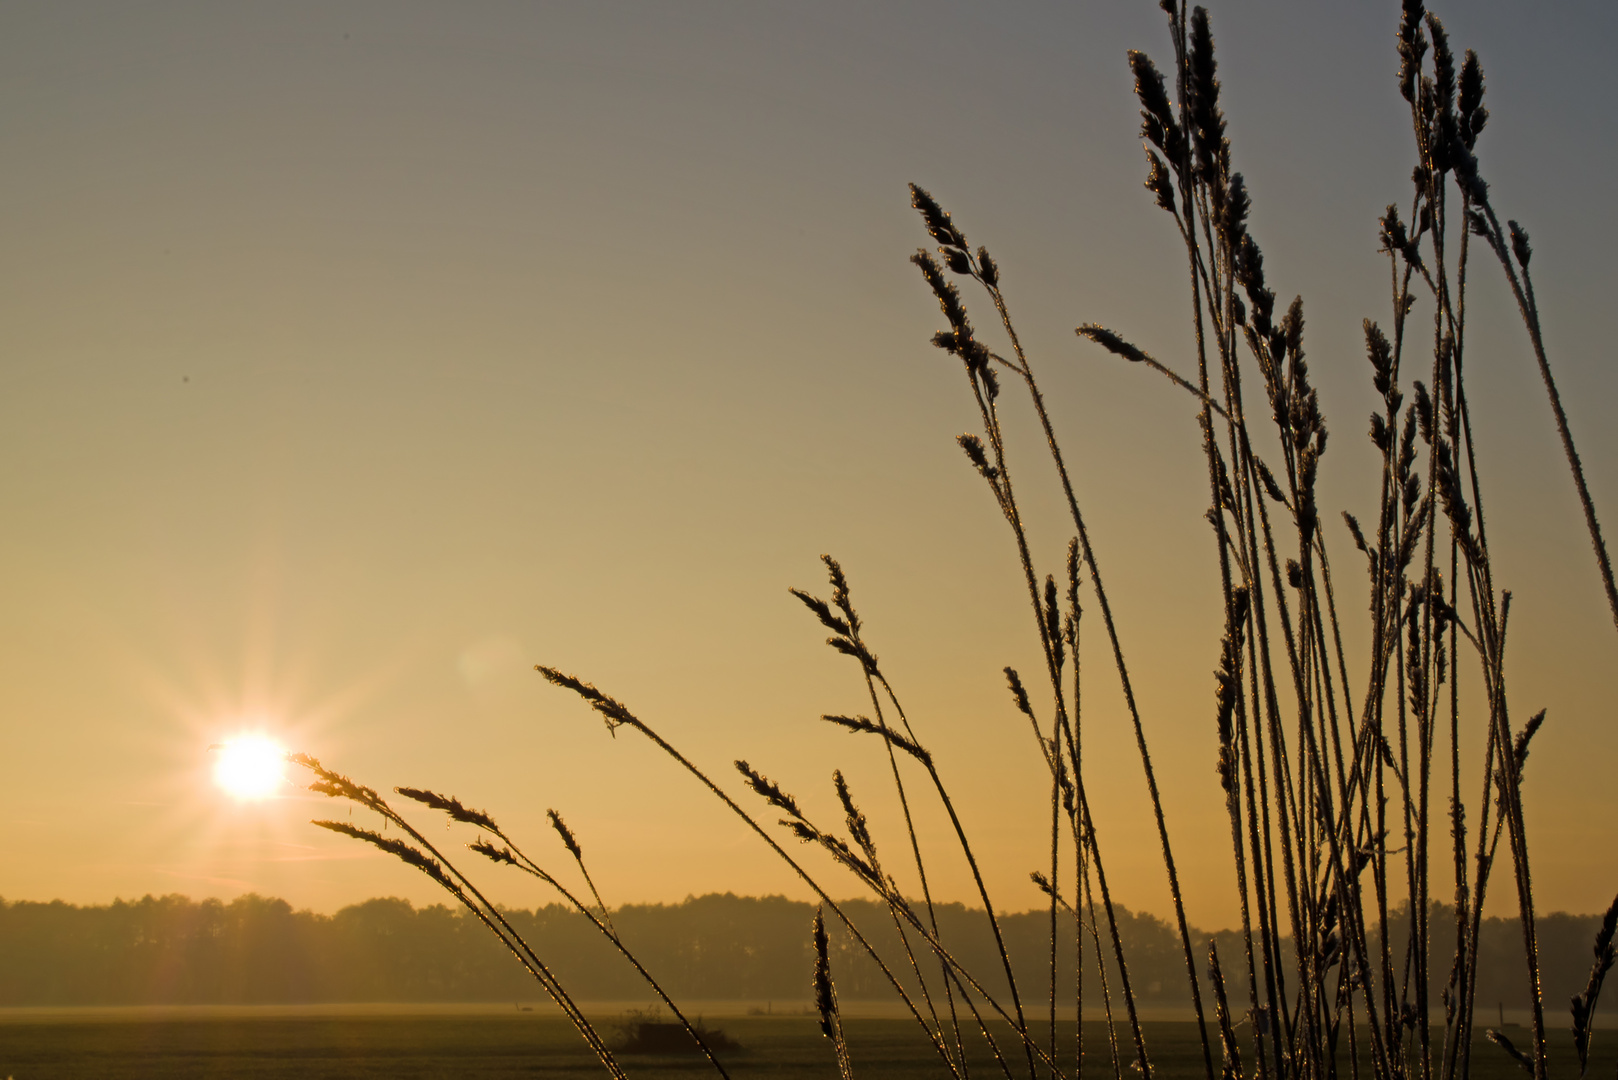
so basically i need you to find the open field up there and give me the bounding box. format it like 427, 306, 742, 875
1, 1010, 1609, 1080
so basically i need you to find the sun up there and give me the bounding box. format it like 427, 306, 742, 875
212, 735, 287, 799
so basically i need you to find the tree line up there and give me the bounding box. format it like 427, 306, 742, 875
0, 892, 1601, 1013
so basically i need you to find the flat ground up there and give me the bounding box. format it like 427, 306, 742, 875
0, 1009, 1605, 1079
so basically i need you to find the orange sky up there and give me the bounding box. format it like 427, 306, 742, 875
1, 1, 1615, 933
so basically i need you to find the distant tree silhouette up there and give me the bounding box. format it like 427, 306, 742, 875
0, 892, 1599, 1010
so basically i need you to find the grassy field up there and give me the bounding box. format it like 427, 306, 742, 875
1, 1009, 1608, 1080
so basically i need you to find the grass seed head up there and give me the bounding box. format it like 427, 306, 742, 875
292, 753, 386, 810
1508, 220, 1532, 268
1512, 710, 1547, 774
1144, 148, 1176, 213
1004, 667, 1035, 720
1188, 7, 1226, 189
909, 183, 966, 252
1075, 323, 1149, 365
976, 246, 998, 288
735, 760, 804, 820
472, 837, 519, 866
547, 809, 583, 860
819, 714, 931, 767
1397, 0, 1428, 104
811, 906, 837, 1039
314, 820, 458, 895
1572, 895, 1617, 1072
789, 587, 850, 637
1459, 49, 1488, 147
395, 787, 500, 833
1128, 50, 1185, 167
536, 667, 641, 734
1485, 1028, 1534, 1077
832, 770, 877, 866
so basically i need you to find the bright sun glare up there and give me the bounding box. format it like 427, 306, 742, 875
212, 736, 287, 800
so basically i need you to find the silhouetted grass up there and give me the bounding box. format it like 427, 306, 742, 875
291, 2, 1618, 1077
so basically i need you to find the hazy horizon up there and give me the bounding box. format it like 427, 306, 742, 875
5, 890, 1605, 1012
3, 0, 1616, 936
9, 886, 1618, 922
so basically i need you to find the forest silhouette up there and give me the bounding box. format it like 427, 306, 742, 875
0, 892, 1601, 1013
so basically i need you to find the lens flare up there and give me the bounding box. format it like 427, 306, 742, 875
212, 736, 286, 799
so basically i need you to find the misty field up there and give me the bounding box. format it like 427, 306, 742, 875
2, 1014, 1607, 1080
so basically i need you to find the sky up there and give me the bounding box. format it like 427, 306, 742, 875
1, 1, 1615, 934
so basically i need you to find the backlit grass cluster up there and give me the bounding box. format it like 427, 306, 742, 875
294, 2, 1618, 1078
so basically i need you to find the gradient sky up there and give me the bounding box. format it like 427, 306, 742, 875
1, 1, 1614, 933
